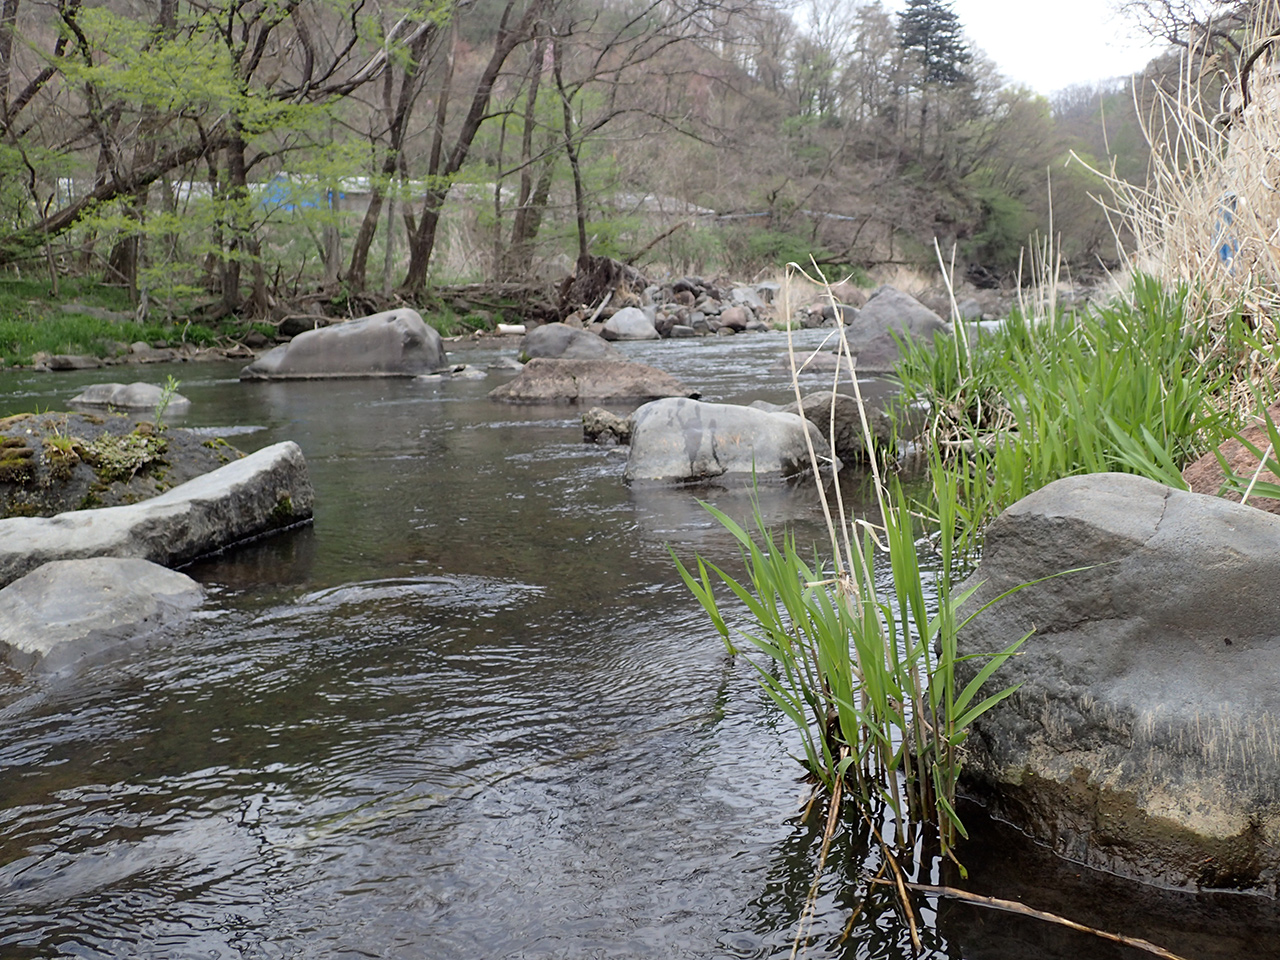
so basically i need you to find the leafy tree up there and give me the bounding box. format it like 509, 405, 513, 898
898, 0, 971, 86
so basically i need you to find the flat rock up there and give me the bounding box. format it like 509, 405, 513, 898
956, 472, 1280, 891
240, 309, 446, 379
69, 382, 192, 413
0, 440, 313, 587
624, 397, 841, 484
0, 557, 202, 671
488, 358, 694, 405
521, 322, 624, 360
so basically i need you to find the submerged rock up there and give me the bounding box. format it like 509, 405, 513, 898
488, 358, 694, 404
624, 397, 840, 484
0, 557, 203, 671
956, 472, 1280, 891
0, 440, 313, 587
240, 308, 446, 379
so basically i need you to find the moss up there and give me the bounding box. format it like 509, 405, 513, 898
5, 499, 43, 517
0, 413, 32, 430
83, 431, 167, 484
202, 436, 237, 464
42, 437, 82, 483
270, 495, 294, 524
0, 437, 36, 483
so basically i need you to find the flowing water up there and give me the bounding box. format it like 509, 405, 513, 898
1, 331, 1278, 959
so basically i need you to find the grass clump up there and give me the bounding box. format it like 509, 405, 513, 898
895, 274, 1253, 556
671, 264, 1033, 883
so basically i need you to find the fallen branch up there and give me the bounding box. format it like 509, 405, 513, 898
888, 882, 1192, 960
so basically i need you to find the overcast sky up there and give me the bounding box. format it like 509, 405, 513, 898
941, 0, 1167, 95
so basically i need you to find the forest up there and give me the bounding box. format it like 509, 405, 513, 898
0, 0, 1187, 325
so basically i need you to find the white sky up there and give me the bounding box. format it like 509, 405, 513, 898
941, 0, 1167, 95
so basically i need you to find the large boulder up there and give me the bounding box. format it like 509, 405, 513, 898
0, 412, 244, 519
239, 308, 445, 379
847, 286, 950, 374
956, 472, 1280, 891
488, 358, 695, 405
69, 382, 192, 413
0, 440, 313, 587
624, 397, 841, 484
520, 322, 624, 361
0, 557, 203, 671
602, 306, 660, 341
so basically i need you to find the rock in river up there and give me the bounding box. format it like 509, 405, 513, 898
0, 557, 203, 671
624, 397, 840, 484
70, 381, 192, 413
955, 472, 1280, 891
240, 308, 446, 379
520, 322, 624, 361
488, 358, 694, 404
0, 440, 313, 587
0, 411, 243, 519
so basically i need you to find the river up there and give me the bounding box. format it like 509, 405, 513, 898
1, 330, 1277, 959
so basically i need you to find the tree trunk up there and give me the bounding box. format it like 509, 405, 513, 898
401, 0, 544, 293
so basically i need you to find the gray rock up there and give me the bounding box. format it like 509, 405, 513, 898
847, 286, 950, 370
240, 309, 445, 379
729, 286, 767, 310
601, 306, 660, 341
489, 358, 695, 405
669, 325, 697, 338
582, 407, 633, 445
624, 397, 841, 484
0, 440, 313, 587
47, 355, 103, 371
0, 557, 202, 671
520, 322, 624, 361
956, 472, 1280, 891
70, 382, 192, 413
786, 393, 894, 465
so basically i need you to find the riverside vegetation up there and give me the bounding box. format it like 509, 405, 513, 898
672, 249, 1280, 954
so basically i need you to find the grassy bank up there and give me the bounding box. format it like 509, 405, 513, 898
895, 274, 1258, 557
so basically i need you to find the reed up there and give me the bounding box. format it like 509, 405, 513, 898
671, 263, 1029, 869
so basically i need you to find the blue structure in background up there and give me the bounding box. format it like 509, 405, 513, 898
259, 174, 343, 212
1214, 192, 1239, 269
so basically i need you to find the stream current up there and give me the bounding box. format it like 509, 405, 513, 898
1, 331, 1278, 959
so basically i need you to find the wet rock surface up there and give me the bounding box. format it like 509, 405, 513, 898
956, 472, 1280, 891
0, 440, 313, 587
488, 358, 695, 404
624, 397, 840, 484
0, 557, 203, 671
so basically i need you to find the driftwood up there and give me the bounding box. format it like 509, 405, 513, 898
558, 255, 649, 319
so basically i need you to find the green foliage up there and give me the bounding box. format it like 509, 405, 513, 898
152, 376, 181, 431
895, 275, 1247, 555
963, 185, 1031, 268
83, 429, 167, 484
673, 484, 1029, 864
